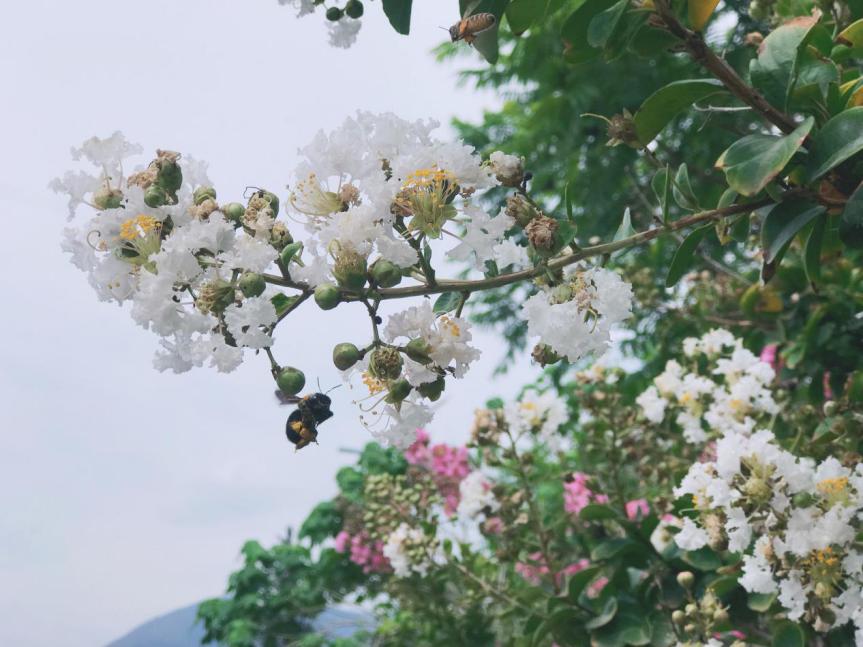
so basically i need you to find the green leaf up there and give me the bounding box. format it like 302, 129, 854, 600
611, 207, 636, 258
565, 566, 602, 601
772, 621, 806, 647
651, 166, 672, 223
587, 0, 628, 48
748, 591, 778, 612
665, 224, 711, 287
562, 0, 617, 65
579, 503, 618, 521
271, 293, 298, 317
804, 106, 863, 181
591, 537, 637, 561
633, 79, 725, 144
585, 597, 618, 630
715, 117, 813, 196
433, 291, 462, 314
564, 182, 574, 221
672, 163, 699, 210
506, 0, 564, 35
629, 24, 678, 57
750, 17, 819, 110
838, 18, 863, 47
681, 546, 722, 571
804, 216, 825, 287
382, 0, 413, 35
840, 181, 863, 248
761, 200, 826, 263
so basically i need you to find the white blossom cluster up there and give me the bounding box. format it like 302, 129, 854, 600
456, 471, 499, 519
382, 522, 437, 578
521, 266, 633, 364
278, 0, 362, 48
636, 329, 778, 444
53, 133, 280, 374
504, 390, 570, 449
674, 429, 863, 638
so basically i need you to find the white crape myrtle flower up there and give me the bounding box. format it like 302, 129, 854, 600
457, 471, 499, 519
370, 400, 434, 450
521, 266, 633, 363
327, 17, 362, 48
384, 301, 480, 383
383, 523, 434, 578
278, 0, 315, 17
504, 390, 569, 449
488, 151, 524, 184
739, 537, 778, 594
636, 386, 667, 423
446, 205, 514, 270
493, 238, 530, 270
224, 296, 277, 349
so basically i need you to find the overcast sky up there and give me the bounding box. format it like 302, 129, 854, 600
0, 1, 538, 645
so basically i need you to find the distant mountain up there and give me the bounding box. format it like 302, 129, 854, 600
107, 602, 374, 647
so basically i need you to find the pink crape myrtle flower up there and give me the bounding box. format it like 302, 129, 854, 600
483, 516, 504, 535
564, 472, 608, 516
334, 530, 390, 574
625, 499, 650, 521
759, 343, 782, 376
515, 553, 595, 587
405, 429, 471, 514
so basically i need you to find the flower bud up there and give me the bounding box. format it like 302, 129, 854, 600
683, 624, 696, 635
417, 376, 445, 401
368, 347, 403, 381
671, 610, 686, 625
196, 279, 236, 314
405, 338, 433, 364
505, 194, 540, 228
193, 186, 217, 206
606, 111, 639, 148
684, 603, 697, 615
525, 215, 559, 253
93, 186, 123, 210
386, 378, 412, 403
325, 6, 343, 20
270, 221, 293, 250
333, 248, 368, 290
333, 342, 361, 371
677, 571, 695, 589
370, 259, 402, 288
314, 283, 341, 310
238, 272, 266, 298
712, 609, 729, 624
823, 400, 839, 417
144, 185, 168, 208
531, 343, 561, 366
222, 202, 246, 225
345, 0, 364, 18
279, 241, 303, 266
155, 150, 183, 195
276, 366, 306, 396
743, 476, 771, 503
489, 151, 525, 188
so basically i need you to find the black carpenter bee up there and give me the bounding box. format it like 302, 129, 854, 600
275, 390, 335, 450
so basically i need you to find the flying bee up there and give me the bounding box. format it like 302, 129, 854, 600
448, 1, 496, 46
275, 389, 336, 451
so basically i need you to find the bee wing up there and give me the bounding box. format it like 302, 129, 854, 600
275, 390, 301, 405
462, 0, 483, 19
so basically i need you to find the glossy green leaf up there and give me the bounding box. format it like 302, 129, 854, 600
772, 620, 806, 647
565, 566, 602, 601
715, 117, 813, 196
840, 181, 863, 248
591, 537, 637, 561
681, 546, 722, 571
506, 0, 564, 35
629, 24, 678, 57
748, 591, 778, 612
433, 291, 462, 314
271, 293, 299, 317
585, 597, 618, 630
459, 0, 509, 63
382, 0, 413, 34
587, 0, 628, 49
579, 503, 618, 521
761, 200, 825, 263
804, 107, 863, 181
750, 17, 819, 110
672, 163, 699, 210
804, 216, 825, 287
562, 0, 617, 64
665, 224, 711, 287
651, 167, 671, 222
633, 79, 725, 144
838, 18, 863, 47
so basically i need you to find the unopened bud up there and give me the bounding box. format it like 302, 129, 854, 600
193, 186, 217, 206
222, 202, 246, 225
370, 259, 402, 288
505, 194, 539, 228
386, 378, 412, 403
525, 215, 558, 252
333, 343, 361, 371
93, 186, 123, 210
405, 338, 432, 364
144, 185, 167, 208
677, 571, 695, 589
275, 366, 306, 396
314, 283, 341, 310
326, 6, 343, 20
238, 272, 266, 298
672, 610, 686, 625
713, 609, 729, 624
345, 0, 364, 18
270, 221, 293, 250
333, 248, 368, 290
489, 151, 525, 187
531, 343, 561, 366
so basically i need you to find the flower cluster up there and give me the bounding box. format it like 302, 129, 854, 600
563, 472, 609, 516
334, 530, 390, 574
636, 329, 778, 444
521, 266, 633, 365
674, 429, 863, 637
404, 429, 470, 514
278, 0, 364, 48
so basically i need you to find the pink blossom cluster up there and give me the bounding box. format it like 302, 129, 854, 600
625, 498, 649, 521
563, 472, 609, 515
405, 429, 470, 514
515, 553, 608, 596
334, 530, 390, 574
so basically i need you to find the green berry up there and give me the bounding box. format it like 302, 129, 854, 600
386, 378, 412, 403
222, 202, 246, 224
326, 7, 343, 20
193, 186, 217, 206
345, 0, 364, 18
333, 343, 361, 371
276, 367, 306, 396
314, 283, 341, 310
238, 272, 266, 298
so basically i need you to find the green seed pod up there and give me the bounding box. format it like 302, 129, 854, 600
93, 186, 123, 210
333, 249, 368, 290
314, 283, 341, 310
276, 366, 306, 396
193, 186, 217, 206
333, 342, 361, 371
325, 6, 343, 20
345, 0, 364, 18
144, 185, 167, 208
368, 347, 403, 381
417, 376, 445, 402
222, 202, 246, 224
405, 338, 432, 364
370, 259, 402, 288
386, 378, 412, 403
238, 272, 266, 298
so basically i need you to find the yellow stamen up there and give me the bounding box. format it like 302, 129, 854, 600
119, 214, 159, 241
817, 477, 849, 497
